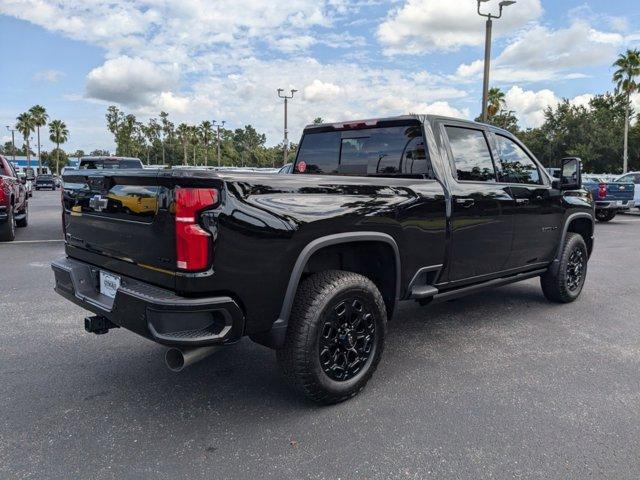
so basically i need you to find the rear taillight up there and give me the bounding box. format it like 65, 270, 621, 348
175, 188, 218, 271
598, 183, 607, 199
0, 178, 5, 203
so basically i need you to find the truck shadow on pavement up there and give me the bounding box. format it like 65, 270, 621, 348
87, 281, 552, 411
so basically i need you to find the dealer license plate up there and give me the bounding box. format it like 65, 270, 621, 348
99, 271, 121, 298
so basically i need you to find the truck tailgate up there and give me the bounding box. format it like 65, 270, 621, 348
62, 169, 177, 278
604, 182, 634, 201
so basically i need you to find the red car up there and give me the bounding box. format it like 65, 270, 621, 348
0, 155, 28, 241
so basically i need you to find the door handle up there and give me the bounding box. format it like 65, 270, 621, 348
455, 198, 475, 208
515, 198, 530, 205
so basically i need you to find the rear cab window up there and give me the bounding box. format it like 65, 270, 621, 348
294, 121, 435, 179
79, 158, 143, 170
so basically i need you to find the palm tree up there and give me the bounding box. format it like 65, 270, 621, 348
487, 87, 506, 119
48, 120, 69, 175
159, 111, 172, 164
15, 112, 35, 167
199, 121, 213, 166
29, 105, 48, 171
612, 49, 640, 173
188, 125, 199, 166
176, 123, 190, 165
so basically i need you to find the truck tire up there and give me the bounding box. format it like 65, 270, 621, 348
15, 202, 28, 228
0, 205, 16, 242
595, 210, 616, 222
540, 233, 587, 303
277, 270, 387, 404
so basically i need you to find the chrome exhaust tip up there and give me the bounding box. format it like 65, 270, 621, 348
165, 346, 220, 372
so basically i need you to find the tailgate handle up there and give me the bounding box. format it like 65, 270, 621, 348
455, 198, 475, 208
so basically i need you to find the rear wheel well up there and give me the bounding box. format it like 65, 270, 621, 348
302, 241, 397, 319
567, 217, 593, 256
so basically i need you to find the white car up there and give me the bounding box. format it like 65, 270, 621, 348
616, 172, 640, 210
17, 173, 33, 197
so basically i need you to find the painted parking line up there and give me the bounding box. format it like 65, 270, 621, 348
0, 239, 64, 245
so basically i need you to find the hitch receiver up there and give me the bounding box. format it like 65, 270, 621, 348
84, 316, 120, 335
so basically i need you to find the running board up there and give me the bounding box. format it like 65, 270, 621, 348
410, 285, 439, 299
431, 269, 547, 303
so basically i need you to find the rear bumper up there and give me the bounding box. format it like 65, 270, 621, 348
595, 200, 634, 210
51, 257, 245, 347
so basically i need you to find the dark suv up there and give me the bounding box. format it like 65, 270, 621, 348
35, 174, 56, 190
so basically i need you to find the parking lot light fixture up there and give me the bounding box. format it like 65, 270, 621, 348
277, 88, 297, 167
6, 125, 17, 162
477, 0, 516, 122
212, 120, 226, 167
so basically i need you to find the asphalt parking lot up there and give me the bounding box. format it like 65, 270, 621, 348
1, 190, 639, 479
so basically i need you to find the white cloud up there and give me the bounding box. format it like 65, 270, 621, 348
33, 69, 64, 82
177, 58, 469, 143
503, 86, 597, 128
85, 56, 179, 106
304, 80, 342, 102
457, 21, 623, 83
271, 35, 317, 53
378, 0, 542, 55
504, 86, 558, 128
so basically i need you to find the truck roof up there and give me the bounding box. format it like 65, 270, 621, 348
79, 156, 141, 161
303, 114, 513, 137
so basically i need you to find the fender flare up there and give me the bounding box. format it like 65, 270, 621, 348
549, 212, 594, 275
250, 232, 401, 349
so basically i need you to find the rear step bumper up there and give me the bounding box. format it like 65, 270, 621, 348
51, 257, 244, 347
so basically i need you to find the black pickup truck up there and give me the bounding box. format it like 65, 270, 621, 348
52, 115, 595, 403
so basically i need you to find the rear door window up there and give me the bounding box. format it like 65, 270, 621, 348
445, 126, 496, 182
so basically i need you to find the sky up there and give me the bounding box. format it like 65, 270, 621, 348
1, 0, 639, 153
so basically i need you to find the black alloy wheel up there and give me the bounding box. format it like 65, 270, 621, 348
540, 232, 588, 303
566, 247, 586, 292
319, 297, 377, 382
277, 270, 387, 404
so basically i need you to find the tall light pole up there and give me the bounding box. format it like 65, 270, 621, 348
477, 0, 516, 123
277, 88, 297, 166
5, 126, 16, 162
213, 120, 225, 167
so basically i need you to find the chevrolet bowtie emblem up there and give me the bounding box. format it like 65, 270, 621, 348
89, 194, 109, 212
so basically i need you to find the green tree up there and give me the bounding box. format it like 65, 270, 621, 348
612, 48, 640, 173
188, 125, 199, 165
159, 111, 174, 165
199, 121, 213, 166
48, 119, 69, 174
41, 149, 69, 171
312, 117, 324, 125
29, 105, 48, 170
90, 149, 111, 156
15, 112, 35, 166
176, 123, 190, 165
487, 87, 506, 119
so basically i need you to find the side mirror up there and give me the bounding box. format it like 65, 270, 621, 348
559, 157, 581, 190
18, 174, 27, 185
